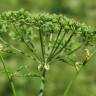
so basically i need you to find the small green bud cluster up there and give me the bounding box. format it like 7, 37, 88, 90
38, 63, 50, 71
0, 9, 95, 44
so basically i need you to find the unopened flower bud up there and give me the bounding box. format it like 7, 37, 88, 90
38, 64, 43, 71
44, 64, 50, 71
82, 48, 90, 65
84, 48, 90, 57
75, 62, 80, 71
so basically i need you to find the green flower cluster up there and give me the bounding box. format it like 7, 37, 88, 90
0, 9, 96, 44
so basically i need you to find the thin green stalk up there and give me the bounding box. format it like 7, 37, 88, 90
10, 82, 17, 96
63, 49, 96, 96
46, 32, 53, 57
21, 37, 42, 63
55, 56, 75, 66
39, 30, 45, 63
47, 27, 62, 62
51, 31, 66, 57
0, 55, 17, 96
16, 23, 35, 49
14, 75, 40, 78
52, 32, 74, 59
12, 24, 41, 63
0, 37, 40, 63
27, 39, 35, 49
63, 66, 83, 96
67, 45, 82, 55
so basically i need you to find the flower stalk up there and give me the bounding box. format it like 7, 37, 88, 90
0, 55, 17, 96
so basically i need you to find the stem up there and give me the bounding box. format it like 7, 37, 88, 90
64, 48, 96, 96
52, 32, 74, 60
38, 69, 46, 96
47, 27, 62, 62
38, 29, 46, 96
39, 30, 45, 63
51, 31, 66, 57
63, 66, 83, 96
0, 37, 39, 63
0, 55, 17, 96
67, 45, 82, 55
48, 33, 52, 50
10, 82, 17, 96
12, 24, 41, 63
21, 37, 42, 63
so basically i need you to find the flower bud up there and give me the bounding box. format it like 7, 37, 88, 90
44, 64, 50, 71
83, 48, 90, 61
38, 64, 43, 71
75, 62, 80, 71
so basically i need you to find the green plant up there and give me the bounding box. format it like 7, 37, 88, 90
0, 9, 96, 96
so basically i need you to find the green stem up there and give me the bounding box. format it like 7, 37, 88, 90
47, 27, 62, 62
64, 49, 96, 96
51, 31, 66, 57
54, 32, 74, 57
12, 24, 41, 63
38, 69, 46, 96
0, 37, 39, 63
63, 66, 83, 96
39, 30, 45, 63
67, 45, 82, 55
10, 82, 17, 96
0, 55, 17, 96
21, 37, 42, 63
38, 29, 47, 96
